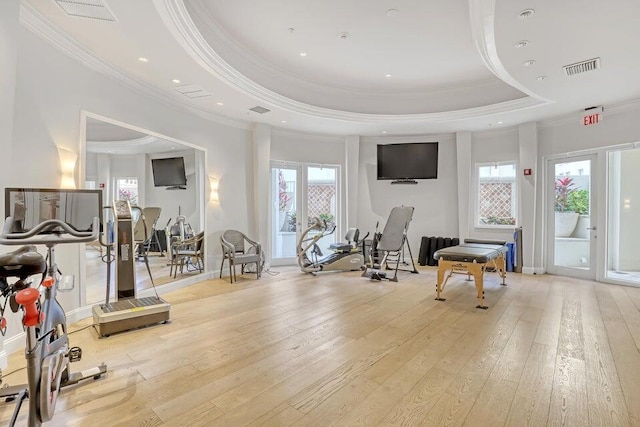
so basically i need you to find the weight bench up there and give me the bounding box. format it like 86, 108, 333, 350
433, 239, 508, 309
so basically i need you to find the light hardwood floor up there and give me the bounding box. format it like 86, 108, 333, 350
1, 265, 640, 426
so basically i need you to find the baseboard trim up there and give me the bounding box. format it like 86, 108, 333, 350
522, 267, 546, 275
3, 332, 26, 364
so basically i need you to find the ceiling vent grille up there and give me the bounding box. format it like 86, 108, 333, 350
54, 0, 117, 22
249, 106, 271, 114
563, 58, 600, 76
174, 85, 212, 99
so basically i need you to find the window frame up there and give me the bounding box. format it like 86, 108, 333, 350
474, 161, 519, 229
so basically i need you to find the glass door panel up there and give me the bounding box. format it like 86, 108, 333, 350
306, 166, 338, 253
270, 165, 300, 265
547, 155, 596, 279
607, 148, 640, 285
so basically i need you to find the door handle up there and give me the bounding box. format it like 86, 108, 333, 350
586, 226, 597, 230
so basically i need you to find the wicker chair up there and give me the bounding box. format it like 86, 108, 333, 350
220, 230, 262, 283
169, 231, 205, 278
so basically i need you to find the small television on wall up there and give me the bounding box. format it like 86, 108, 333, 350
377, 142, 438, 183
151, 157, 187, 190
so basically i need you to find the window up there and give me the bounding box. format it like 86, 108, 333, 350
476, 162, 517, 227
114, 177, 139, 206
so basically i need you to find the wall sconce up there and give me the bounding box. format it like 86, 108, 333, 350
57, 147, 78, 189
209, 176, 219, 203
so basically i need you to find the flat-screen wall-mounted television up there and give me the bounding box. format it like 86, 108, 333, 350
377, 142, 438, 183
151, 157, 187, 190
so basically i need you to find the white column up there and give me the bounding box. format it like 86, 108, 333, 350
456, 132, 472, 240
345, 135, 360, 229
252, 123, 271, 262
0, 0, 20, 370
518, 122, 538, 274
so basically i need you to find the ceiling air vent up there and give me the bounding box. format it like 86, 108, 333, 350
563, 58, 600, 77
174, 85, 212, 99
54, 0, 117, 22
249, 106, 271, 114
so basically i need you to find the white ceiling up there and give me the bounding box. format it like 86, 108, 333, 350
23, 0, 640, 135
86, 117, 188, 154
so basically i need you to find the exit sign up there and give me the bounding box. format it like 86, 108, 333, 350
582, 106, 603, 126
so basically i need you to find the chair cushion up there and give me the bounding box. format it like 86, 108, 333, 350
233, 254, 260, 263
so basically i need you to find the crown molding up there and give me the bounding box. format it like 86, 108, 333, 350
19, 1, 251, 131
87, 134, 157, 148
468, 0, 551, 105
154, 0, 547, 124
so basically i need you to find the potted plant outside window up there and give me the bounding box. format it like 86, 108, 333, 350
554, 177, 580, 237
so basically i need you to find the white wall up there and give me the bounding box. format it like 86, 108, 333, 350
357, 135, 459, 256
467, 128, 520, 242
1, 25, 252, 354
0, 0, 21, 368
0, 0, 19, 223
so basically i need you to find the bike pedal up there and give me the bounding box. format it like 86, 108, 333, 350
68, 346, 82, 363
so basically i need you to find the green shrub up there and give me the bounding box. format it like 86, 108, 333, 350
567, 189, 589, 215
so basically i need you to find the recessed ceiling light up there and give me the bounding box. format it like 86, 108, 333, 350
281, 120, 287, 123
537, 75, 547, 81
522, 60, 536, 67
299, 52, 307, 57
216, 102, 224, 106
385, 73, 392, 78
138, 57, 148, 62
338, 32, 350, 40
514, 40, 529, 48
382, 130, 387, 134
288, 27, 295, 34
518, 9, 535, 19
497, 121, 504, 124
172, 79, 181, 84
386, 8, 399, 16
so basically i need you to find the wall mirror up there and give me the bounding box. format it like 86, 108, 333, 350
81, 113, 206, 306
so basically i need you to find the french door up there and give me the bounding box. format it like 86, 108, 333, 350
270, 162, 339, 266
546, 154, 597, 279
606, 147, 640, 286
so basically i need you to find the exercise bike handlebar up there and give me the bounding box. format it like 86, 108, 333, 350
0, 217, 100, 246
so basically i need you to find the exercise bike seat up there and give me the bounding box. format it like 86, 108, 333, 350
0, 245, 46, 278
329, 228, 360, 253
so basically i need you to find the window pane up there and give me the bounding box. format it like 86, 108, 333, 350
307, 166, 337, 245
478, 163, 516, 226
115, 178, 139, 206
607, 149, 640, 283
271, 167, 298, 259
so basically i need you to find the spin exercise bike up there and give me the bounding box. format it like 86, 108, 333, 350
297, 217, 368, 274
0, 188, 107, 426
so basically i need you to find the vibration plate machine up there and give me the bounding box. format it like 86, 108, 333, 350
92, 199, 170, 337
